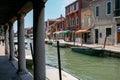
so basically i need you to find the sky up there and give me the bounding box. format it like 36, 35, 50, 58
13, 0, 76, 32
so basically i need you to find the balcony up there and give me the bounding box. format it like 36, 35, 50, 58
114, 9, 120, 17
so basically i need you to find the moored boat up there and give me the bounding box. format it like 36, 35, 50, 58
71, 46, 104, 56
52, 39, 67, 48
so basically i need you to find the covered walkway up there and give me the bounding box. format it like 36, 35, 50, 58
0, 0, 47, 80
0, 56, 20, 80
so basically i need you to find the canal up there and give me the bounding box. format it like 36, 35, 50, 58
26, 39, 120, 80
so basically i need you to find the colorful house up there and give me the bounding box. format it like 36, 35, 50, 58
65, 0, 80, 41
91, 0, 120, 45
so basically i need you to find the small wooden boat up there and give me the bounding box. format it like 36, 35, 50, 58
52, 39, 67, 48
71, 46, 104, 56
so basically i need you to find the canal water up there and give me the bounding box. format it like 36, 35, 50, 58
26, 39, 120, 80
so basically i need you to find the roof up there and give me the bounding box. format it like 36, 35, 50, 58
0, 0, 32, 25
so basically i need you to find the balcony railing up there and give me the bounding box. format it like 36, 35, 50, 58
114, 9, 120, 17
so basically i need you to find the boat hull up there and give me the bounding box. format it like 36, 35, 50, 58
71, 47, 104, 56
52, 42, 66, 48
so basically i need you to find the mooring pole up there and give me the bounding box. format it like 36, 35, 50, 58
30, 43, 34, 59
57, 41, 62, 80
103, 36, 107, 48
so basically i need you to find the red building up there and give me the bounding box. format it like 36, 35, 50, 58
65, 0, 80, 31
55, 15, 65, 31
45, 16, 66, 40
65, 0, 92, 41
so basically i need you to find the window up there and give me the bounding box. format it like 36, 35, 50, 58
76, 16, 79, 25
76, 2, 79, 10
106, 28, 111, 37
106, 1, 112, 14
66, 7, 69, 14
72, 18, 74, 26
70, 17, 73, 26
87, 17, 91, 27
70, 5, 74, 12
95, 6, 99, 17
81, 18, 84, 28
70, 6, 72, 12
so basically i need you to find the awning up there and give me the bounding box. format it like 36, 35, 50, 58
60, 30, 70, 34
53, 31, 62, 34
75, 29, 88, 34
46, 33, 51, 36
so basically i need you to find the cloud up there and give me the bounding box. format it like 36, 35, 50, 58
61, 0, 76, 16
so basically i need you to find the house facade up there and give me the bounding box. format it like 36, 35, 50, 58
24, 27, 33, 37
114, 0, 120, 44
45, 16, 66, 40
65, 0, 80, 41
76, 0, 93, 43
79, 7, 93, 43
54, 16, 66, 40
45, 19, 58, 40
65, 0, 92, 42
90, 0, 119, 45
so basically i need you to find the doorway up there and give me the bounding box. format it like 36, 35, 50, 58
117, 32, 120, 43
95, 29, 98, 43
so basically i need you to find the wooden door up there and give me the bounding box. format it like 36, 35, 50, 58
95, 29, 98, 43
117, 32, 120, 43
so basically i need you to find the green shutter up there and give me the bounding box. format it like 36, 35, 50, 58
115, 0, 120, 9
96, 6, 99, 16
107, 2, 111, 14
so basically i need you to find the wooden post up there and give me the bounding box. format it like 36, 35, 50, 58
103, 36, 107, 48
57, 41, 62, 80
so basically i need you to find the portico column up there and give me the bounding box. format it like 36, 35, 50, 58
32, 0, 46, 80
17, 13, 27, 74
4, 25, 9, 55
9, 22, 15, 60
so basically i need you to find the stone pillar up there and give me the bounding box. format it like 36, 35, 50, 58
32, 0, 46, 80
17, 13, 27, 74
9, 22, 15, 60
4, 25, 9, 55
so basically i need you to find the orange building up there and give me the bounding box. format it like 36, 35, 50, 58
80, 7, 93, 43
